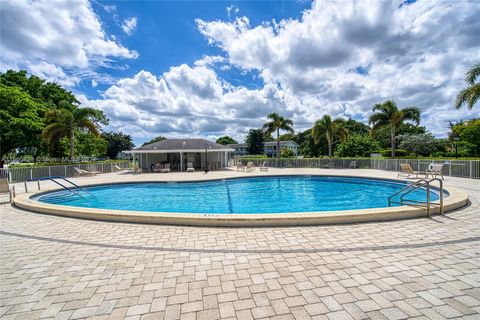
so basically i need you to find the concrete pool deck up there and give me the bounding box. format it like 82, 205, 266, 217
1, 168, 479, 319
11, 169, 469, 226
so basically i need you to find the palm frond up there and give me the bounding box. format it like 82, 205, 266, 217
465, 63, 480, 85
401, 107, 420, 125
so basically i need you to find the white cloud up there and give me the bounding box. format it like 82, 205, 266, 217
0, 0, 138, 86
226, 5, 239, 19
195, 0, 480, 137
122, 17, 138, 35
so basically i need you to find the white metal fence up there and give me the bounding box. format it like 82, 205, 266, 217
0, 161, 130, 183
234, 157, 480, 179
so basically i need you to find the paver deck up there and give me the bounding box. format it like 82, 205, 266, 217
1, 168, 479, 319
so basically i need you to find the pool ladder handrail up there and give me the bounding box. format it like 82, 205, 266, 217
25, 176, 95, 200
388, 178, 443, 217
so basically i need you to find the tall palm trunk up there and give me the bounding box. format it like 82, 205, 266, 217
69, 127, 75, 161
390, 126, 396, 158
327, 132, 332, 157
276, 128, 280, 158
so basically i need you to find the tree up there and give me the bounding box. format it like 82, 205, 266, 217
0, 84, 47, 167
245, 129, 264, 155
312, 115, 348, 157
42, 101, 107, 161
398, 133, 439, 156
372, 123, 426, 149
142, 135, 166, 146
216, 136, 238, 145
293, 129, 327, 157
369, 100, 420, 157
450, 119, 480, 156
280, 148, 295, 158
101, 132, 135, 159
455, 64, 480, 110
335, 134, 380, 157
76, 131, 108, 157
343, 118, 370, 135
263, 113, 294, 158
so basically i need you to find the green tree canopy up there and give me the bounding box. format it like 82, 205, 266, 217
0, 84, 47, 166
216, 136, 238, 145
263, 113, 294, 158
373, 123, 426, 149
455, 64, 480, 110
398, 133, 439, 156
450, 119, 480, 156
142, 135, 166, 146
369, 100, 420, 157
343, 118, 370, 135
312, 115, 348, 157
246, 129, 265, 155
101, 131, 135, 159
335, 134, 380, 157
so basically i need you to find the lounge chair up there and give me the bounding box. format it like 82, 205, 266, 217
0, 178, 15, 203
73, 167, 99, 176
246, 162, 255, 172
187, 162, 195, 172
132, 165, 142, 174
322, 162, 335, 169
153, 164, 163, 173
114, 165, 123, 171
236, 163, 245, 172
397, 163, 426, 179
426, 163, 445, 180
162, 163, 171, 173
259, 161, 268, 172
349, 161, 357, 169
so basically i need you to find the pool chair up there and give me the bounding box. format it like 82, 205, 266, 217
349, 161, 357, 169
187, 162, 195, 172
236, 163, 245, 172
322, 162, 335, 169
153, 163, 163, 173
114, 165, 123, 171
0, 178, 15, 203
397, 163, 426, 179
132, 165, 142, 174
426, 163, 445, 180
246, 162, 255, 172
73, 167, 99, 176
259, 161, 269, 172
162, 163, 171, 173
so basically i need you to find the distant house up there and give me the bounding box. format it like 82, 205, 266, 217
228, 141, 299, 157
126, 139, 234, 171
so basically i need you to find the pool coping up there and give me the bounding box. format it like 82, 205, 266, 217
13, 174, 469, 227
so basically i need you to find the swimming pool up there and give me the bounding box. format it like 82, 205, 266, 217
35, 176, 440, 214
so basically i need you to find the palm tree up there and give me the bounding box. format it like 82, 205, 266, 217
262, 113, 294, 158
311, 115, 348, 157
42, 101, 101, 161
369, 100, 420, 157
455, 63, 480, 110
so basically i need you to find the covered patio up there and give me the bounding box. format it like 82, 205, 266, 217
127, 139, 234, 172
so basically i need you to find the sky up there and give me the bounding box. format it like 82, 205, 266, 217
1, 0, 479, 146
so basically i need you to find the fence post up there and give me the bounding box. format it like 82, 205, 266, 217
449, 161, 452, 177
470, 161, 473, 179
48, 166, 51, 177
8, 171, 12, 184
30, 168, 33, 180
64, 165, 67, 177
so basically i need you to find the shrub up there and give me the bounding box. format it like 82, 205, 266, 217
335, 134, 380, 157
380, 149, 409, 157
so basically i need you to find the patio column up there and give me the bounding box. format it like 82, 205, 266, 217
180, 152, 183, 172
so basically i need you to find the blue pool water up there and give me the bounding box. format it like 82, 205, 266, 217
35, 176, 441, 214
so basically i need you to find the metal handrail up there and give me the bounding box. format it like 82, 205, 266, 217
26, 176, 95, 200
388, 178, 444, 217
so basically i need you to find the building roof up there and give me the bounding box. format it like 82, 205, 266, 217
228, 140, 299, 148
130, 139, 234, 153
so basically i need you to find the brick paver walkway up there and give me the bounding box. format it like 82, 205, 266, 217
1, 169, 479, 319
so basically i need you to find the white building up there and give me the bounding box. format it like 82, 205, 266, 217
228, 141, 299, 157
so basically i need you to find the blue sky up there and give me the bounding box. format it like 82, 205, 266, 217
1, 0, 479, 146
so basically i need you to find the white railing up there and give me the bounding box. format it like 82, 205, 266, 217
234, 157, 480, 179
0, 161, 130, 183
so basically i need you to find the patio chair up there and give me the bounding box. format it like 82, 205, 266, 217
236, 163, 245, 172
132, 165, 142, 174
162, 163, 171, 173
73, 167, 99, 176
114, 165, 123, 171
322, 162, 335, 169
397, 163, 425, 179
153, 163, 163, 173
349, 161, 357, 169
0, 178, 15, 203
187, 162, 195, 172
259, 161, 268, 172
246, 162, 255, 172
426, 163, 445, 180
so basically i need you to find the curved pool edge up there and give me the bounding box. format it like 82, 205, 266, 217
12, 175, 469, 227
